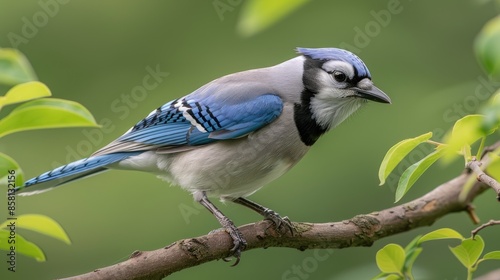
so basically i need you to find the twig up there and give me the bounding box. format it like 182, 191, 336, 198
465, 204, 480, 224
480, 141, 500, 159
61, 172, 489, 280
466, 157, 500, 201
471, 219, 500, 238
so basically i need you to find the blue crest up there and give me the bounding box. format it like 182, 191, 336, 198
296, 47, 371, 78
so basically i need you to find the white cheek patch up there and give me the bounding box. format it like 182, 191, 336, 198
310, 93, 364, 130
317, 71, 336, 91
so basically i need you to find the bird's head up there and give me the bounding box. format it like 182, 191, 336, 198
296, 47, 391, 131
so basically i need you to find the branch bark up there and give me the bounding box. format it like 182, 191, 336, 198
475, 268, 500, 280
61, 168, 493, 280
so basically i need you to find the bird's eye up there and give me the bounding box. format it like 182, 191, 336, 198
332, 71, 347, 83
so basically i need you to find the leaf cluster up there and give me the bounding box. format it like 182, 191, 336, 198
0, 48, 99, 261
374, 228, 500, 280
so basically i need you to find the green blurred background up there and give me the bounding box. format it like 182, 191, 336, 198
1, 0, 500, 279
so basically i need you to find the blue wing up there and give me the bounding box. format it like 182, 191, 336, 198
93, 92, 283, 155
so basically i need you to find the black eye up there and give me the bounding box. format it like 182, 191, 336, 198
332, 71, 347, 82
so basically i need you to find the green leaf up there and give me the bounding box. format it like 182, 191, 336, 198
482, 251, 500, 261
418, 228, 464, 244
486, 154, 500, 182
376, 244, 405, 274
480, 90, 500, 133
443, 115, 495, 162
237, 0, 310, 37
395, 147, 446, 202
0, 152, 24, 187
378, 132, 433, 185
0, 98, 99, 138
0, 81, 51, 111
403, 247, 422, 278
372, 272, 385, 280
0, 214, 71, 245
372, 273, 403, 280
402, 234, 423, 275
449, 236, 484, 268
475, 15, 500, 79
0, 48, 38, 86
385, 275, 403, 280
372, 272, 389, 280
0, 230, 45, 261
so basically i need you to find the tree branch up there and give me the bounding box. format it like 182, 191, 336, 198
472, 219, 500, 238
467, 157, 500, 200
62, 169, 492, 280
475, 268, 500, 280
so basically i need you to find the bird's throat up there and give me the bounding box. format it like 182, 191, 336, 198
293, 89, 328, 146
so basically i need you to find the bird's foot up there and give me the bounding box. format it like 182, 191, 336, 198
197, 192, 247, 266
221, 224, 247, 266
262, 209, 295, 236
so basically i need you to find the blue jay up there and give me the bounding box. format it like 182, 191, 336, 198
16, 47, 390, 264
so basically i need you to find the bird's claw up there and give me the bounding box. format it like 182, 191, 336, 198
263, 209, 295, 235
223, 226, 247, 266
207, 225, 247, 265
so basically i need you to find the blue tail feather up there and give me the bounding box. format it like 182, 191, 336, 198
16, 152, 140, 195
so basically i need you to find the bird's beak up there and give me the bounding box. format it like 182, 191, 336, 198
351, 78, 391, 104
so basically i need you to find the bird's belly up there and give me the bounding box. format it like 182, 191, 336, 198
175, 154, 295, 199
172, 134, 306, 199
117, 145, 300, 199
